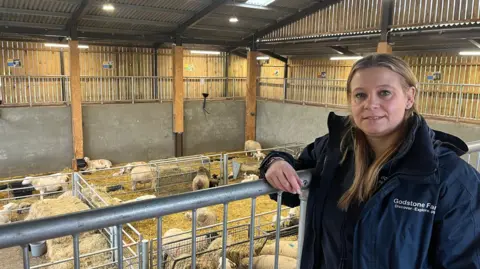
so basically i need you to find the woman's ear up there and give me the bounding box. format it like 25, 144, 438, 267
405, 86, 416, 109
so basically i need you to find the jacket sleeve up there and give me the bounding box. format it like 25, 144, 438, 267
433, 164, 480, 268
259, 135, 329, 208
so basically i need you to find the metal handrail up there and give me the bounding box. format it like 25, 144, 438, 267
0, 169, 313, 249
467, 140, 480, 153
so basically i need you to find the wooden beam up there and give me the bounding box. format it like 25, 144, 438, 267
69, 40, 84, 170
377, 41, 392, 54
173, 45, 184, 156
246, 51, 258, 141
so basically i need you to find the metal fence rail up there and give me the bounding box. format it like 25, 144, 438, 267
258, 78, 480, 121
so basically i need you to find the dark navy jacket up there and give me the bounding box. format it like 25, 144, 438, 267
260, 112, 480, 269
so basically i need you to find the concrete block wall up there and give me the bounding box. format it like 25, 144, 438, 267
0, 107, 73, 177
184, 100, 245, 155
82, 103, 175, 164
256, 100, 480, 147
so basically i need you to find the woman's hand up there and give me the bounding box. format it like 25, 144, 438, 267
265, 160, 302, 194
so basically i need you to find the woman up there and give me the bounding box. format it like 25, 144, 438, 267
259, 54, 480, 269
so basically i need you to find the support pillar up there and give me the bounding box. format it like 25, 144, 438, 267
173, 45, 184, 157
245, 51, 259, 141
377, 42, 392, 54
69, 40, 84, 170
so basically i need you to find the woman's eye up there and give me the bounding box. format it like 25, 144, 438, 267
380, 90, 391, 97
354, 93, 366, 99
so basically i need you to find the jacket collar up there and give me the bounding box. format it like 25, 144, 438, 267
326, 112, 468, 182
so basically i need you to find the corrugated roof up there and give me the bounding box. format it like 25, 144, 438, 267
87, 6, 189, 24
391, 21, 480, 31
0, 13, 68, 27
1, 0, 79, 13
109, 0, 209, 12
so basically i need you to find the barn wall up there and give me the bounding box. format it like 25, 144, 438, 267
256, 100, 480, 148
0, 107, 73, 177
82, 103, 174, 164
184, 100, 245, 155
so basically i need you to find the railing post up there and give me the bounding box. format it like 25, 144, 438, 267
139, 238, 149, 269
297, 188, 309, 269
457, 85, 463, 122
28, 76, 32, 107
223, 153, 229, 185
132, 77, 135, 104
283, 78, 287, 103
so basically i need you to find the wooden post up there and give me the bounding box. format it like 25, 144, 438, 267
173, 45, 184, 157
245, 51, 258, 142
377, 42, 393, 54
69, 40, 84, 170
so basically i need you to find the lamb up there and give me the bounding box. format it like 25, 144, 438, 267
192, 167, 210, 191
184, 207, 217, 228
123, 194, 156, 204
131, 165, 156, 191
241, 174, 259, 183
113, 161, 148, 176
272, 214, 289, 228
83, 157, 112, 171
22, 173, 69, 200
162, 228, 210, 259
0, 203, 18, 224
244, 140, 262, 156
210, 174, 220, 188
253, 151, 266, 161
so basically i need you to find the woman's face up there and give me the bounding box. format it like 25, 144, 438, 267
350, 67, 415, 138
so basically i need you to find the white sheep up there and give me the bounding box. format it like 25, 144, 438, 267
83, 157, 112, 171
22, 173, 69, 200
241, 173, 259, 183
0, 203, 18, 224
253, 150, 266, 161
113, 161, 148, 176
123, 194, 156, 204
131, 165, 156, 191
272, 214, 289, 228
245, 140, 262, 156
184, 207, 217, 228
162, 228, 210, 259
192, 167, 210, 191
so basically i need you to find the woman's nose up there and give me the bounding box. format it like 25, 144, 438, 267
364, 95, 380, 109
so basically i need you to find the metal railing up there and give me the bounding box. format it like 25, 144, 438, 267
0, 169, 313, 269
184, 77, 246, 100
258, 78, 480, 121
0, 76, 247, 106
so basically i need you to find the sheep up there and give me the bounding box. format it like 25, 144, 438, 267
253, 151, 266, 161
184, 207, 217, 228
83, 157, 112, 171
170, 237, 236, 269
22, 173, 69, 200
240, 255, 297, 269
244, 140, 262, 156
272, 214, 289, 228
123, 194, 156, 204
210, 174, 220, 188
113, 161, 148, 176
162, 228, 211, 259
192, 167, 210, 191
241, 174, 259, 183
131, 165, 156, 191
0, 203, 18, 224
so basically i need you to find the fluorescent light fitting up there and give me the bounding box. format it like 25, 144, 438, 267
459, 51, 480, 56
245, 0, 276, 6
103, 3, 115, 11
229, 16, 239, 23
190, 50, 221, 55
330, 56, 363, 61
44, 43, 89, 49
256, 56, 270, 60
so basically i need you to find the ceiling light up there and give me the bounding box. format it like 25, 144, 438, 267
44, 43, 89, 49
103, 3, 115, 11
459, 51, 480, 56
229, 16, 239, 23
190, 50, 221, 55
245, 0, 276, 6
256, 56, 270, 60
330, 56, 362, 61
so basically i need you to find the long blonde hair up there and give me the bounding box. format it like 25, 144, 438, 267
337, 54, 418, 211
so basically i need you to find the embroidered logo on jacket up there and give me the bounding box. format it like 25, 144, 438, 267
393, 198, 437, 214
